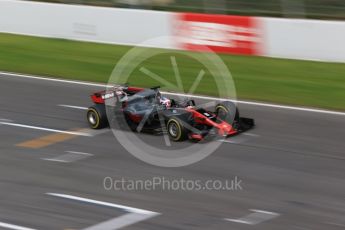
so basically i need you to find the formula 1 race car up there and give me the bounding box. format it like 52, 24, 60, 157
86, 86, 254, 141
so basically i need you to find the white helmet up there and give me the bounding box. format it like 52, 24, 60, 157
160, 96, 171, 108
115, 90, 127, 102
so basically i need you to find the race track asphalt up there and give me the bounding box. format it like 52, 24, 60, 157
0, 72, 345, 230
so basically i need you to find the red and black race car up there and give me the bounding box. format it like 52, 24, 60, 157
86, 86, 254, 141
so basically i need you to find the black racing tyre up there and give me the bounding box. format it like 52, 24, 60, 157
215, 101, 239, 124
87, 104, 108, 129
166, 117, 188, 141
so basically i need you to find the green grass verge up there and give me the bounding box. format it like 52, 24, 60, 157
0, 33, 344, 111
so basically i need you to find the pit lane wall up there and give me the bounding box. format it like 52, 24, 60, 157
1, 0, 345, 62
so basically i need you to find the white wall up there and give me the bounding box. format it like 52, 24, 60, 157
0, 0, 175, 49
263, 17, 345, 62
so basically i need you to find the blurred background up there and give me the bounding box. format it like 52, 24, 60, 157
28, 0, 345, 20
1, 0, 345, 110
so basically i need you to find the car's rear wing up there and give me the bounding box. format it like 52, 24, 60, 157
90, 86, 145, 104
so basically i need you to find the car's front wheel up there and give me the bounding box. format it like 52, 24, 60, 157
167, 117, 188, 141
215, 101, 239, 124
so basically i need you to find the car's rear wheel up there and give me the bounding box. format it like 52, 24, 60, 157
87, 104, 108, 129
167, 117, 188, 141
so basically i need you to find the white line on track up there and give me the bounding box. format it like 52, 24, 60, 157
224, 218, 253, 225
219, 132, 259, 144
58, 104, 88, 110
325, 222, 345, 227
218, 139, 242, 144
0, 71, 105, 87
83, 212, 154, 230
243, 133, 260, 137
46, 193, 157, 215
0, 121, 92, 136
0, 118, 13, 122
40, 158, 69, 163
46, 193, 160, 230
225, 209, 280, 225
2, 71, 345, 116
42, 151, 93, 163
81, 128, 110, 136
250, 209, 279, 215
66, 150, 93, 156
0, 222, 36, 230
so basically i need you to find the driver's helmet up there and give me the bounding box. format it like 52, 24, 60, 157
160, 96, 171, 108
115, 89, 128, 102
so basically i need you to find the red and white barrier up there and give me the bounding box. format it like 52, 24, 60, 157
173, 13, 264, 56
